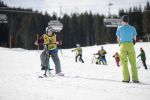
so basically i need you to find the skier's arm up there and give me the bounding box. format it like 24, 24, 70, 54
133, 38, 136, 45
105, 50, 107, 54
137, 54, 141, 58
72, 48, 77, 52
133, 27, 137, 45
72, 49, 75, 52
117, 36, 120, 43
116, 36, 122, 46
113, 55, 115, 58
94, 52, 99, 55
56, 36, 62, 45
35, 35, 44, 45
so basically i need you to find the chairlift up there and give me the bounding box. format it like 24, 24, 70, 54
103, 18, 122, 27
0, 14, 8, 23
48, 20, 63, 32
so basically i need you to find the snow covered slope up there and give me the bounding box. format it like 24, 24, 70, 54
0, 42, 150, 100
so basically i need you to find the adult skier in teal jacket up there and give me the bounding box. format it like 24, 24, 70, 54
116, 15, 139, 83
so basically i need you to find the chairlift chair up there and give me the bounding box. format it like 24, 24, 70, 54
48, 20, 63, 32
103, 18, 122, 27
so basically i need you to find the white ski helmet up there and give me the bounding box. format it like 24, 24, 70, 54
76, 44, 80, 47
46, 26, 54, 33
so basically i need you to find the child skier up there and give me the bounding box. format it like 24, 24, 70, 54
99, 46, 107, 65
94, 51, 103, 65
137, 48, 148, 70
72, 44, 84, 63
113, 52, 120, 67
35, 27, 64, 76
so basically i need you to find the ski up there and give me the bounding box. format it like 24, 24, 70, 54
38, 74, 55, 78
38, 73, 65, 78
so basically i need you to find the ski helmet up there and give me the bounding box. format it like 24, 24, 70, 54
76, 44, 80, 47
49, 27, 54, 32
46, 26, 54, 33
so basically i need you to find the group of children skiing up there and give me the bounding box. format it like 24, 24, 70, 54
35, 15, 148, 83
71, 44, 108, 65
72, 45, 148, 71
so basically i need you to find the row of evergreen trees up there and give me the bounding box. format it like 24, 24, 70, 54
0, 0, 150, 49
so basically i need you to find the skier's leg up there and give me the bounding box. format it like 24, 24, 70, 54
128, 43, 138, 82
98, 56, 101, 64
40, 50, 47, 70
96, 57, 98, 64
116, 60, 120, 67
101, 56, 105, 65
142, 60, 148, 70
47, 55, 51, 74
75, 55, 79, 62
103, 56, 107, 64
51, 53, 62, 74
81, 58, 84, 63
79, 54, 84, 63
120, 43, 130, 81
44, 53, 50, 76
116, 60, 118, 66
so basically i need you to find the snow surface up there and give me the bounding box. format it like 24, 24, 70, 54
0, 42, 150, 100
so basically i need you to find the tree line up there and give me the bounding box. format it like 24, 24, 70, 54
0, 0, 150, 49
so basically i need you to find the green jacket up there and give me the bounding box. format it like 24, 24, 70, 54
138, 51, 146, 61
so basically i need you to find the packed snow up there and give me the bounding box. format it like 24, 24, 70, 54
0, 42, 150, 100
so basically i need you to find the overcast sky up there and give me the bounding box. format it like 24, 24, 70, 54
2, 0, 149, 16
